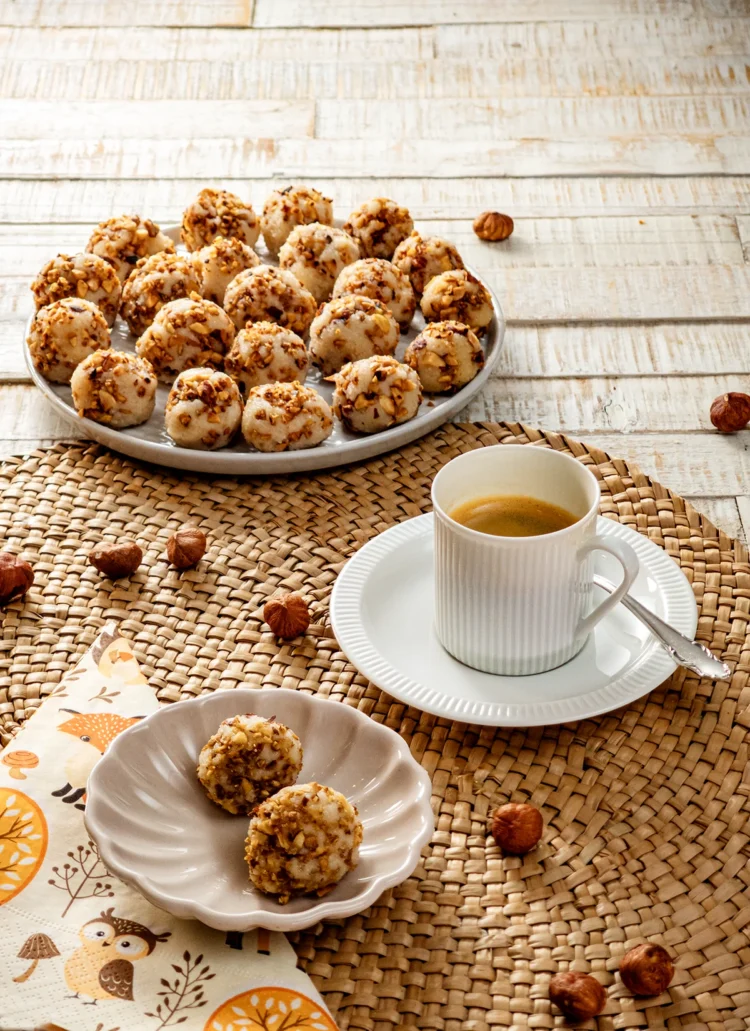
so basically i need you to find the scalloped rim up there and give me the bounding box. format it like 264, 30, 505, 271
85, 688, 435, 932
24, 226, 505, 474
330, 514, 698, 727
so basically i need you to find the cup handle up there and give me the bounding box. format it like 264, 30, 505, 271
576, 534, 640, 639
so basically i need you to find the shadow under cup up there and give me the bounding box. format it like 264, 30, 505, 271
431, 445, 639, 676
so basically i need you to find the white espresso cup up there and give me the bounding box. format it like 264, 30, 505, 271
432, 445, 639, 675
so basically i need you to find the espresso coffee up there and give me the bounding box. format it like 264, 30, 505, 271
449, 494, 578, 538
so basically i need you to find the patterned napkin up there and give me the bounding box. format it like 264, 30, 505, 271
0, 624, 337, 1031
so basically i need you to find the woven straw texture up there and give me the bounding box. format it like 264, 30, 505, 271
0, 424, 748, 1031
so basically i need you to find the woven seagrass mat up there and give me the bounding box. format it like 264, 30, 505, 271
1, 423, 749, 1031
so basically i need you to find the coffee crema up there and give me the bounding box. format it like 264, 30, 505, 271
449, 494, 578, 538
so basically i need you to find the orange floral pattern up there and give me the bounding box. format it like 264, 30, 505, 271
205, 986, 337, 1031
0, 786, 47, 905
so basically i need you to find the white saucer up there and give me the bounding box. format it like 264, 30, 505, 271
331, 514, 698, 727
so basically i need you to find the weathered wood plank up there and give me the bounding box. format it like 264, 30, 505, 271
3, 136, 749, 178
2, 177, 748, 223
6, 265, 750, 322
0, 1, 254, 27
5, 56, 750, 101
0, 99, 314, 139
5, 215, 743, 276
5, 322, 749, 384
252, 0, 694, 28
0, 26, 434, 61
736, 215, 750, 262
315, 97, 750, 139
434, 18, 750, 58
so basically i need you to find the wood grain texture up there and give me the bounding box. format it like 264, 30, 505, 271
0, 1, 254, 27
2, 176, 748, 222
5, 56, 750, 101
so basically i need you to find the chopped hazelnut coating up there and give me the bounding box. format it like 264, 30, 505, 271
333, 355, 422, 435
119, 252, 201, 336
181, 188, 260, 252
343, 197, 414, 260
224, 265, 317, 337
242, 381, 333, 453
136, 293, 235, 384
261, 184, 334, 257
225, 322, 309, 394
70, 349, 156, 429
30, 252, 122, 327
310, 295, 399, 377
404, 320, 484, 393
194, 236, 260, 305
333, 257, 416, 333
420, 269, 493, 337
393, 231, 465, 298
279, 223, 360, 304
197, 714, 303, 816
28, 298, 111, 385
165, 368, 242, 450
245, 782, 363, 903
86, 214, 175, 282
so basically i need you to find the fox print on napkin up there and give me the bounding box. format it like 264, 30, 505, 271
0, 623, 337, 1031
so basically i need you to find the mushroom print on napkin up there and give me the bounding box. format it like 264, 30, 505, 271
0, 623, 337, 1031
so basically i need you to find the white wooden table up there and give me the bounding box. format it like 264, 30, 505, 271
1, 0, 749, 538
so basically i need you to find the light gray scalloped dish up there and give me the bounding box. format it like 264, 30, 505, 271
84, 688, 435, 932
24, 225, 505, 474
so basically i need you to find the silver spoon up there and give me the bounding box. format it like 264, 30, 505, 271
593, 573, 731, 681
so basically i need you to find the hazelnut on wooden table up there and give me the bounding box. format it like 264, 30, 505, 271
548, 971, 607, 1020
264, 593, 311, 639
88, 540, 142, 579
619, 943, 674, 996
473, 211, 514, 241
709, 392, 750, 433
0, 553, 34, 606
491, 802, 543, 854
166, 526, 207, 569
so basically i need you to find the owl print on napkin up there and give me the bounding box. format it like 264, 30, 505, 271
0, 623, 337, 1031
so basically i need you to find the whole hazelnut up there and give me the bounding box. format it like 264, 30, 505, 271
473, 211, 514, 242
89, 540, 142, 579
549, 972, 607, 1020
0, 552, 34, 606
619, 943, 674, 996
710, 392, 750, 432
167, 525, 207, 570
491, 802, 543, 854
263, 592, 310, 639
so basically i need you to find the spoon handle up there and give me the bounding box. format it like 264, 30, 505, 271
592, 574, 731, 681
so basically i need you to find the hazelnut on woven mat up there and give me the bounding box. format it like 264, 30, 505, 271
71, 350, 156, 429
27, 298, 111, 384
225, 322, 309, 395
309, 295, 399, 377
136, 294, 235, 384
224, 265, 317, 338
343, 197, 414, 260
31, 252, 121, 327
242, 381, 333, 453
165, 368, 242, 450
194, 236, 260, 305
332, 257, 416, 333
261, 184, 334, 257
181, 187, 260, 252
420, 269, 493, 337
332, 355, 421, 435
404, 320, 484, 393
548, 971, 606, 1020
392, 231, 465, 298
119, 252, 201, 336
245, 782, 362, 903
86, 214, 175, 282
279, 223, 360, 303
490, 802, 543, 854
197, 714, 303, 815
